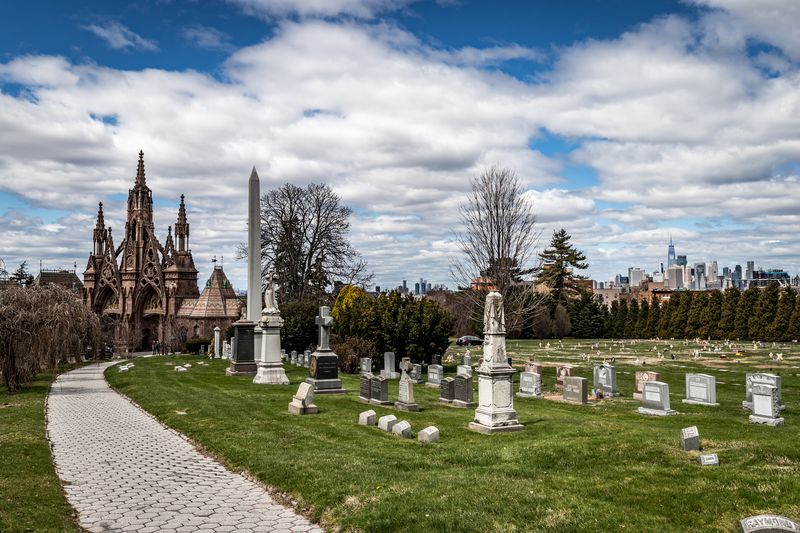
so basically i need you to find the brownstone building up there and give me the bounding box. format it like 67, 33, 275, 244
83, 151, 242, 353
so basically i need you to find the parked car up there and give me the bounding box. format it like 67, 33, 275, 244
456, 335, 483, 346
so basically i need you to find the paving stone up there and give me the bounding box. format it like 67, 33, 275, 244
47, 362, 324, 533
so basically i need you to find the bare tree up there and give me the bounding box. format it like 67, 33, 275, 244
240, 182, 372, 302
451, 166, 542, 335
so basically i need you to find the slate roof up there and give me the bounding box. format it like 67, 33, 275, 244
177, 267, 242, 319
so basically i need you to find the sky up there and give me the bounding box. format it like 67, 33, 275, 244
1, 0, 800, 292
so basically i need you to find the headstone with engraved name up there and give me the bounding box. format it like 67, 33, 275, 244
303, 350, 310, 368
743, 373, 783, 411
457, 364, 473, 377
638, 381, 677, 416
358, 409, 377, 426
680, 426, 700, 451
555, 364, 574, 390
226, 318, 257, 376
739, 515, 799, 533
359, 373, 373, 403
461, 353, 472, 367
370, 375, 391, 405
633, 371, 661, 400
291, 350, 298, 366
683, 374, 719, 406
748, 383, 784, 426
593, 363, 618, 396
699, 454, 719, 467
288, 382, 318, 415
453, 373, 476, 408
410, 364, 424, 384
563, 376, 588, 404
360, 357, 372, 375
427, 364, 443, 387
305, 306, 345, 394
395, 358, 420, 411
517, 371, 542, 398
525, 361, 543, 375
439, 377, 455, 403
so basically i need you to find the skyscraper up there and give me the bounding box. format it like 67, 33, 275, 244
667, 235, 676, 268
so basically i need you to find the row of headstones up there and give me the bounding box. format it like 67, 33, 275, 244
282, 349, 311, 367
357, 410, 440, 443
520, 363, 785, 425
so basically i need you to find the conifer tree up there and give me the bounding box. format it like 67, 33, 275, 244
686, 292, 706, 338
734, 287, 760, 339
700, 290, 723, 339
536, 228, 588, 308
749, 283, 780, 340
636, 299, 650, 339
647, 296, 660, 338
786, 296, 800, 341
771, 288, 795, 342
614, 299, 628, 338
717, 288, 740, 339
670, 292, 691, 338
624, 299, 639, 339
658, 295, 673, 338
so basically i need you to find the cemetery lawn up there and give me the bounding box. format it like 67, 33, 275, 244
0, 366, 81, 533
107, 340, 800, 533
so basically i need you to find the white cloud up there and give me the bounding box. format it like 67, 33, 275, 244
227, 0, 415, 19
83, 21, 159, 52
182, 26, 234, 51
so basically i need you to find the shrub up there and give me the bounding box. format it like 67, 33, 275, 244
281, 301, 318, 353
331, 335, 376, 374
184, 338, 211, 354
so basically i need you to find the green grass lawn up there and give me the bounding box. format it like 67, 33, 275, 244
106, 339, 800, 532
1, 365, 82, 533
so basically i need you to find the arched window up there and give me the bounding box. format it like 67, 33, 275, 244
193, 325, 200, 337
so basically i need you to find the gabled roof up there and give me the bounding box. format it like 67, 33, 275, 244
176, 266, 241, 319
35, 270, 83, 292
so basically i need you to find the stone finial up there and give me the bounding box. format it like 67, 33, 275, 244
135, 150, 146, 186
484, 291, 505, 335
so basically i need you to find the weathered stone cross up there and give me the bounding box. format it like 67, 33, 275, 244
315, 306, 333, 351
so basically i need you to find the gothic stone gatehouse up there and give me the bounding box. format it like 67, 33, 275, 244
83, 151, 242, 352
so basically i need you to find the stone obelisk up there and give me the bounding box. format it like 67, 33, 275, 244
247, 167, 263, 364
253, 268, 290, 385
469, 291, 524, 434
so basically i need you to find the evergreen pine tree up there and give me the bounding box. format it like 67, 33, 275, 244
536, 229, 588, 308
658, 295, 673, 338
734, 287, 759, 339
686, 292, 707, 339
614, 300, 628, 338
647, 296, 660, 338
700, 291, 723, 339
786, 296, 800, 341
749, 283, 780, 341
670, 292, 691, 338
636, 299, 650, 339
717, 288, 740, 339
624, 300, 639, 339
770, 288, 796, 342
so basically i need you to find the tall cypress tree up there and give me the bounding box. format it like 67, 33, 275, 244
749, 283, 780, 341
658, 295, 674, 338
636, 299, 650, 339
771, 288, 796, 342
647, 296, 661, 338
670, 292, 691, 338
734, 287, 760, 339
786, 296, 800, 342
700, 290, 723, 339
614, 299, 628, 338
625, 299, 639, 339
717, 288, 740, 339
686, 292, 707, 339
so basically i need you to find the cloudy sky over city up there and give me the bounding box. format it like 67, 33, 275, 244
1, 0, 799, 291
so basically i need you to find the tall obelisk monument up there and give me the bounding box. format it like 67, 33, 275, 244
248, 167, 264, 363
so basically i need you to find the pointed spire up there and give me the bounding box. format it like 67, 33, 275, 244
175, 194, 189, 252
249, 166, 259, 182
135, 150, 146, 187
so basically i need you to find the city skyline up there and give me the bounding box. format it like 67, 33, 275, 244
2, 1, 800, 292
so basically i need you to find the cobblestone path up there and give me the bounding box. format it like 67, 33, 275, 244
47, 362, 323, 533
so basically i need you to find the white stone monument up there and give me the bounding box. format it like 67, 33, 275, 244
469, 291, 523, 434
213, 326, 221, 358
247, 167, 264, 365
253, 268, 290, 385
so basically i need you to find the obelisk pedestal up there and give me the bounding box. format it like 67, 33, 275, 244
469, 292, 524, 434
247, 167, 263, 362
253, 269, 289, 385
305, 306, 346, 394
226, 314, 257, 376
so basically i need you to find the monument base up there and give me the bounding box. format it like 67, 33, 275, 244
394, 401, 420, 412
682, 399, 719, 407
370, 398, 391, 406
452, 400, 476, 408
439, 398, 453, 404
252, 363, 289, 385
288, 402, 319, 415
468, 420, 524, 434
637, 407, 678, 416
305, 378, 346, 394
748, 415, 784, 426
516, 392, 543, 398
358, 396, 371, 403
425, 382, 440, 388
226, 362, 257, 377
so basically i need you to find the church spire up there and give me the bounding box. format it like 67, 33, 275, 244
175, 194, 190, 252
135, 150, 146, 187
93, 202, 106, 256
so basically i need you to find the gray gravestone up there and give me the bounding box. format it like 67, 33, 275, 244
382, 352, 399, 379
303, 350, 310, 368
743, 373, 783, 411
431, 354, 442, 366
563, 376, 588, 404
749, 384, 784, 426
593, 363, 618, 396
359, 373, 373, 403
740, 515, 799, 532
683, 373, 719, 406
453, 373, 476, 408
291, 350, 298, 365
305, 306, 345, 394
226, 319, 257, 376
457, 364, 473, 377
517, 371, 542, 398
395, 358, 420, 411
358, 410, 377, 426
680, 426, 700, 451
633, 371, 661, 400
418, 426, 440, 444
699, 454, 719, 467
392, 420, 412, 438
556, 364, 574, 390
439, 377, 455, 403
369, 375, 390, 405
288, 382, 318, 415
461, 353, 472, 367
427, 364, 443, 387
377, 414, 397, 432
638, 381, 677, 416
525, 362, 543, 375
360, 357, 372, 375
410, 364, 423, 384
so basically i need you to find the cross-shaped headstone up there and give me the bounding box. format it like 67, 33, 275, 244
399, 357, 413, 378
315, 306, 333, 351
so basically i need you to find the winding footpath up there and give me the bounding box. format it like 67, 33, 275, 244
47, 362, 323, 533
